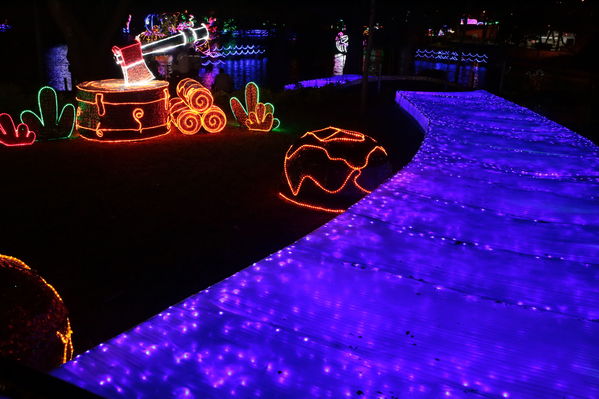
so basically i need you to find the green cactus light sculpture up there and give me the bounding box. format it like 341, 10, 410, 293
20, 86, 76, 141
230, 82, 280, 132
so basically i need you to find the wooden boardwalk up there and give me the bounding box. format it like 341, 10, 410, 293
53, 90, 599, 398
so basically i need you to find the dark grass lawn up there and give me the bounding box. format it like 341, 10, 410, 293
0, 82, 428, 353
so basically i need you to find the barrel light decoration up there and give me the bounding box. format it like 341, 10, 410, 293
169, 78, 227, 135
75, 79, 171, 142
0, 254, 73, 371
279, 127, 390, 213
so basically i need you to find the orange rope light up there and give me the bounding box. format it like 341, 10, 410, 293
279, 127, 389, 213
284, 144, 386, 195
168, 78, 226, 135
75, 79, 171, 142
278, 192, 345, 214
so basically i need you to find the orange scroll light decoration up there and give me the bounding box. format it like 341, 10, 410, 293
279, 127, 389, 213
169, 78, 227, 135
75, 79, 171, 142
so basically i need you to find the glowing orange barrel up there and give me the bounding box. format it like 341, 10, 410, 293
75, 79, 170, 142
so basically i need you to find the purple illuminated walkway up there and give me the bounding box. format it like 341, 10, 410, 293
53, 91, 599, 398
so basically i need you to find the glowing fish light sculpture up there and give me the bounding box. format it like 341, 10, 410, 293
279, 127, 390, 213
52, 90, 598, 398
230, 82, 280, 132
0, 255, 73, 371
169, 78, 227, 135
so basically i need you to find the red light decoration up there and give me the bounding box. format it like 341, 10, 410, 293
75, 79, 171, 142
279, 127, 390, 213
230, 82, 280, 132
0, 254, 73, 371
0, 113, 36, 147
168, 78, 226, 135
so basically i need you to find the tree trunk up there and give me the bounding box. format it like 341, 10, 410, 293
360, 0, 376, 116
46, 0, 130, 83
